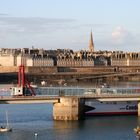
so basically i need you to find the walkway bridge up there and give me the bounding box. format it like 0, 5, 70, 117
1, 93, 140, 104
1, 87, 140, 120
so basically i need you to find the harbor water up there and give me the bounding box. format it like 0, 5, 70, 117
0, 82, 140, 140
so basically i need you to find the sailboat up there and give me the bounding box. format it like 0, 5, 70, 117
0, 111, 12, 132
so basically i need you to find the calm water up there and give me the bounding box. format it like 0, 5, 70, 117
0, 82, 140, 140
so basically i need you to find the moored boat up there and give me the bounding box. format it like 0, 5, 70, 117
85, 100, 138, 116
84, 87, 139, 115
0, 127, 12, 132
0, 111, 12, 133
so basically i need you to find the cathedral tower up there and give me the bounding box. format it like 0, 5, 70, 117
89, 31, 94, 52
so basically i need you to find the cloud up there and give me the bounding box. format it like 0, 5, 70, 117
0, 16, 139, 52
111, 26, 134, 45
111, 26, 128, 41
0, 13, 9, 16
92, 26, 140, 52
0, 16, 76, 49
105, 26, 140, 51
0, 16, 74, 34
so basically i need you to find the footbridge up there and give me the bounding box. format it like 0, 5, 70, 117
1, 87, 140, 120
1, 93, 140, 104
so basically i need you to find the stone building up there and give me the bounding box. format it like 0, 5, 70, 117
0, 54, 16, 66
94, 56, 108, 66
111, 52, 128, 66
111, 52, 140, 66
26, 57, 54, 67
57, 59, 94, 67
129, 52, 140, 66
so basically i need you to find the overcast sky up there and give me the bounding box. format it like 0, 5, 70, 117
0, 0, 140, 52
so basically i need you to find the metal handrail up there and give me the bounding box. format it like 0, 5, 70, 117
38, 87, 140, 96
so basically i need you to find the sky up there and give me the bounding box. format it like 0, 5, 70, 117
0, 0, 140, 52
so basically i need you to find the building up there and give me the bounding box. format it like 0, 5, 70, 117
129, 52, 140, 66
0, 54, 16, 66
26, 57, 54, 67
89, 31, 94, 52
94, 56, 108, 66
57, 59, 94, 67
111, 52, 140, 66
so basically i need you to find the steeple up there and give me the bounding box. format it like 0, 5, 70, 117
89, 30, 94, 52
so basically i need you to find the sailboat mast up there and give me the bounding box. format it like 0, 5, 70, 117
5, 111, 9, 127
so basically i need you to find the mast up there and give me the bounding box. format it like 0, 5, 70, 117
5, 111, 9, 128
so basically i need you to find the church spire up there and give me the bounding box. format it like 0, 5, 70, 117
89, 30, 94, 52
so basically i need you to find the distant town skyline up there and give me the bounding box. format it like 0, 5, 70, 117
0, 0, 140, 52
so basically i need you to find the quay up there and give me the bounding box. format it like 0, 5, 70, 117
1, 88, 140, 120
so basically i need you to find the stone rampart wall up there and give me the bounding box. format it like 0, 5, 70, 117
0, 66, 140, 74
0, 66, 18, 73
26, 66, 57, 74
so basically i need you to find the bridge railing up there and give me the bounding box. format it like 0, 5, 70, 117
37, 87, 140, 97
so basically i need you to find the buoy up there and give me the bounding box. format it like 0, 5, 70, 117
35, 133, 38, 137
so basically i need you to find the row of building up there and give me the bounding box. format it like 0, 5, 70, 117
0, 51, 140, 67
0, 31, 139, 67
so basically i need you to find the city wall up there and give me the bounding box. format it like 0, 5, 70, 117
26, 66, 57, 74
0, 66, 140, 74
0, 66, 18, 73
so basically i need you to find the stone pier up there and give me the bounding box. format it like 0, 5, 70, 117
53, 97, 85, 120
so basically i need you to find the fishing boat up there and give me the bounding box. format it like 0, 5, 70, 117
0, 111, 12, 132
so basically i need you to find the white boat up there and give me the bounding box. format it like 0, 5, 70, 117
84, 87, 138, 115
0, 111, 12, 132
0, 127, 12, 132
85, 100, 137, 115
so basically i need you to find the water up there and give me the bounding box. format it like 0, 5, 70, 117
0, 82, 140, 140
0, 104, 138, 140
